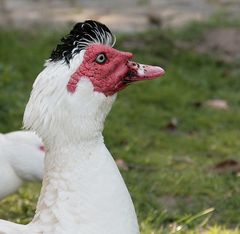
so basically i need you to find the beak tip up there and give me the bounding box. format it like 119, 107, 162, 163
158, 67, 165, 76
149, 66, 165, 78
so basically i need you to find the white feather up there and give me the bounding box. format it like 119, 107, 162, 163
0, 51, 139, 233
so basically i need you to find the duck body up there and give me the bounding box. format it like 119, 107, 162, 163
32, 140, 138, 234
25, 77, 139, 234
0, 131, 44, 200
0, 138, 138, 234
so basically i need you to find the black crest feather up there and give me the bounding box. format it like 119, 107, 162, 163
49, 20, 115, 64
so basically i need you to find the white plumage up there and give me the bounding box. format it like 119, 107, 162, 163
0, 131, 44, 200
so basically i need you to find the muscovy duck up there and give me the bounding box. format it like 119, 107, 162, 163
0, 20, 165, 234
0, 131, 44, 200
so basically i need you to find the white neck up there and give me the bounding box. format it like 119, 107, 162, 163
23, 61, 140, 233
29, 135, 139, 234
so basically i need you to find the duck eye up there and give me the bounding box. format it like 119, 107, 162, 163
95, 53, 107, 64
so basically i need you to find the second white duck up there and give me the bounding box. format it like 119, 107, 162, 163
0, 131, 44, 200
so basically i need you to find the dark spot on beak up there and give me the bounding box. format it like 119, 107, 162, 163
126, 70, 136, 78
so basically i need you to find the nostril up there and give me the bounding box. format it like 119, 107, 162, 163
127, 61, 139, 69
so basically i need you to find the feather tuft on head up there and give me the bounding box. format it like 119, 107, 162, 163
50, 20, 116, 64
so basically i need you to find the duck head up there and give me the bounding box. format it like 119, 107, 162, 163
23, 20, 165, 146
67, 43, 164, 96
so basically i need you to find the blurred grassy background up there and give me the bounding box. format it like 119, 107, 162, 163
0, 14, 240, 233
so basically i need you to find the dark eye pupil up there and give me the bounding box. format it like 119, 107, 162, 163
96, 53, 107, 64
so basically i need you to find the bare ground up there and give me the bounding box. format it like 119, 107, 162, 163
0, 0, 240, 32
195, 28, 240, 62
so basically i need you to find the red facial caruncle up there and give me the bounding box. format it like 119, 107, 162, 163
67, 44, 165, 96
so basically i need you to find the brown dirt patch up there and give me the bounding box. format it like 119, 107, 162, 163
195, 28, 240, 62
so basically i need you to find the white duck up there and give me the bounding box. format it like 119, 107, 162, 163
0, 20, 165, 234
0, 131, 44, 200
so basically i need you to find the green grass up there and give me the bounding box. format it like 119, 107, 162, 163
0, 18, 240, 233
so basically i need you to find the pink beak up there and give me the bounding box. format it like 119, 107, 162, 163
124, 61, 165, 82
